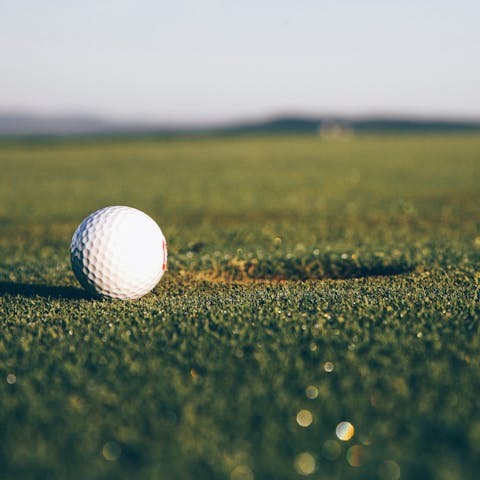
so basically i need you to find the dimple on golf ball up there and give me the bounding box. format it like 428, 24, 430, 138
70, 206, 167, 299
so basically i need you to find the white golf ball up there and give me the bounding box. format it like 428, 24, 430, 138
70, 206, 167, 299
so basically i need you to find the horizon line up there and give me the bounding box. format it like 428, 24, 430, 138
1, 108, 480, 128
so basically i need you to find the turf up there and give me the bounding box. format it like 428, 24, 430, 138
0, 134, 479, 480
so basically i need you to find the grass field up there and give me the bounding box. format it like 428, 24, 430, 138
0, 134, 479, 480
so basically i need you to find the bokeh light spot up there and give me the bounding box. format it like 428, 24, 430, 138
324, 362, 334, 372
296, 409, 313, 427
378, 460, 401, 480
359, 432, 373, 445
321, 440, 342, 461
346, 445, 365, 467
230, 464, 254, 480
305, 385, 318, 399
102, 441, 121, 461
294, 452, 316, 475
336, 421, 355, 441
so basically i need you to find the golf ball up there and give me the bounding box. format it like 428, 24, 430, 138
70, 206, 167, 299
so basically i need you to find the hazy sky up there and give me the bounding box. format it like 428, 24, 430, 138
1, 0, 479, 123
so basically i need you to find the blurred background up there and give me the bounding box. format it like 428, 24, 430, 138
1, 0, 479, 134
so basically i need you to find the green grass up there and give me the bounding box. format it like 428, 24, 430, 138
0, 134, 479, 480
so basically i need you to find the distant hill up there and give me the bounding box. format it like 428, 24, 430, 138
220, 116, 480, 135
0, 113, 117, 136
0, 112, 479, 137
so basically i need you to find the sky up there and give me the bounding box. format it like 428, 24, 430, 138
1, 0, 479, 123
